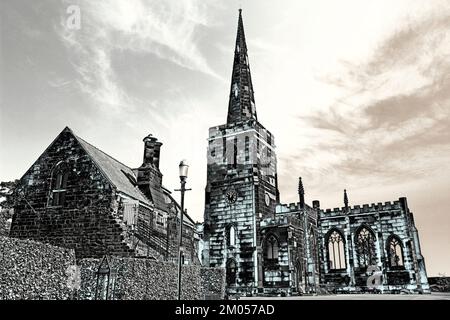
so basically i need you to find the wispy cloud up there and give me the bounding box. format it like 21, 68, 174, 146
282, 8, 450, 190
57, 0, 220, 114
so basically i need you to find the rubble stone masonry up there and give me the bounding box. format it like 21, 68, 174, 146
0, 236, 225, 300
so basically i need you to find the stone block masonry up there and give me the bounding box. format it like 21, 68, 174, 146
9, 127, 198, 263
9, 129, 134, 259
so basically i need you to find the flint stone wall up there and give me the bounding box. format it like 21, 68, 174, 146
78, 257, 225, 300
0, 237, 225, 300
0, 209, 12, 237
0, 236, 76, 299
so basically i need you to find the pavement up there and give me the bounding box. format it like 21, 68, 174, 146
240, 292, 450, 300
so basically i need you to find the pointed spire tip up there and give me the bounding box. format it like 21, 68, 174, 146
226, 7, 257, 124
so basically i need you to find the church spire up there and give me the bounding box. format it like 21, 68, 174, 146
227, 9, 257, 125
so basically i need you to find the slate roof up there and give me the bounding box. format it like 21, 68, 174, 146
165, 190, 195, 226
67, 128, 195, 224
146, 170, 170, 212
72, 131, 152, 206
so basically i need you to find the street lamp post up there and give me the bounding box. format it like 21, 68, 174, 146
175, 160, 191, 300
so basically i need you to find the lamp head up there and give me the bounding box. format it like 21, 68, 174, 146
179, 159, 189, 180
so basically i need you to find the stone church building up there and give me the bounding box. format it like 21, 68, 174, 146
10, 127, 198, 264
202, 10, 429, 295
8, 9, 429, 297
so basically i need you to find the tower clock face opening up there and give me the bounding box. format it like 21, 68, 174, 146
226, 189, 238, 204
265, 193, 270, 206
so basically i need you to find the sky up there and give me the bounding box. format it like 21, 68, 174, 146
0, 0, 449, 276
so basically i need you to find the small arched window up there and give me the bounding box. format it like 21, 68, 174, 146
226, 225, 236, 247
328, 230, 346, 270
265, 235, 279, 260
388, 236, 404, 268
51, 163, 69, 207
355, 227, 376, 268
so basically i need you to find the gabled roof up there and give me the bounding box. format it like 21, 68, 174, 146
71, 129, 195, 223
164, 189, 196, 226
72, 128, 197, 224
24, 126, 196, 223
69, 129, 152, 206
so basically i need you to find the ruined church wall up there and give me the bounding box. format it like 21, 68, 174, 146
318, 200, 428, 292
260, 226, 290, 289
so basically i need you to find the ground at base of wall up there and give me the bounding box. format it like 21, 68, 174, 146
225, 285, 430, 298
241, 292, 450, 300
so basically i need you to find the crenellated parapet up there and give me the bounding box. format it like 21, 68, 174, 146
275, 202, 315, 214
261, 215, 289, 228
319, 200, 403, 217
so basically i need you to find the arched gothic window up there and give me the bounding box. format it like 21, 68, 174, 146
50, 163, 69, 207
265, 235, 279, 260
355, 227, 376, 268
328, 230, 346, 270
226, 225, 236, 247
388, 236, 404, 268
226, 258, 237, 286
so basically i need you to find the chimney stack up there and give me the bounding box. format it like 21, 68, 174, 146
142, 134, 163, 169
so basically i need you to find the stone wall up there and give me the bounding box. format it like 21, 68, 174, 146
9, 129, 133, 259
261, 206, 321, 295
0, 236, 77, 299
77, 257, 225, 300
0, 236, 225, 300
0, 209, 13, 237
318, 197, 429, 293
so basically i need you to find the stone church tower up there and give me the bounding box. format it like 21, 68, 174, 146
203, 10, 279, 294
